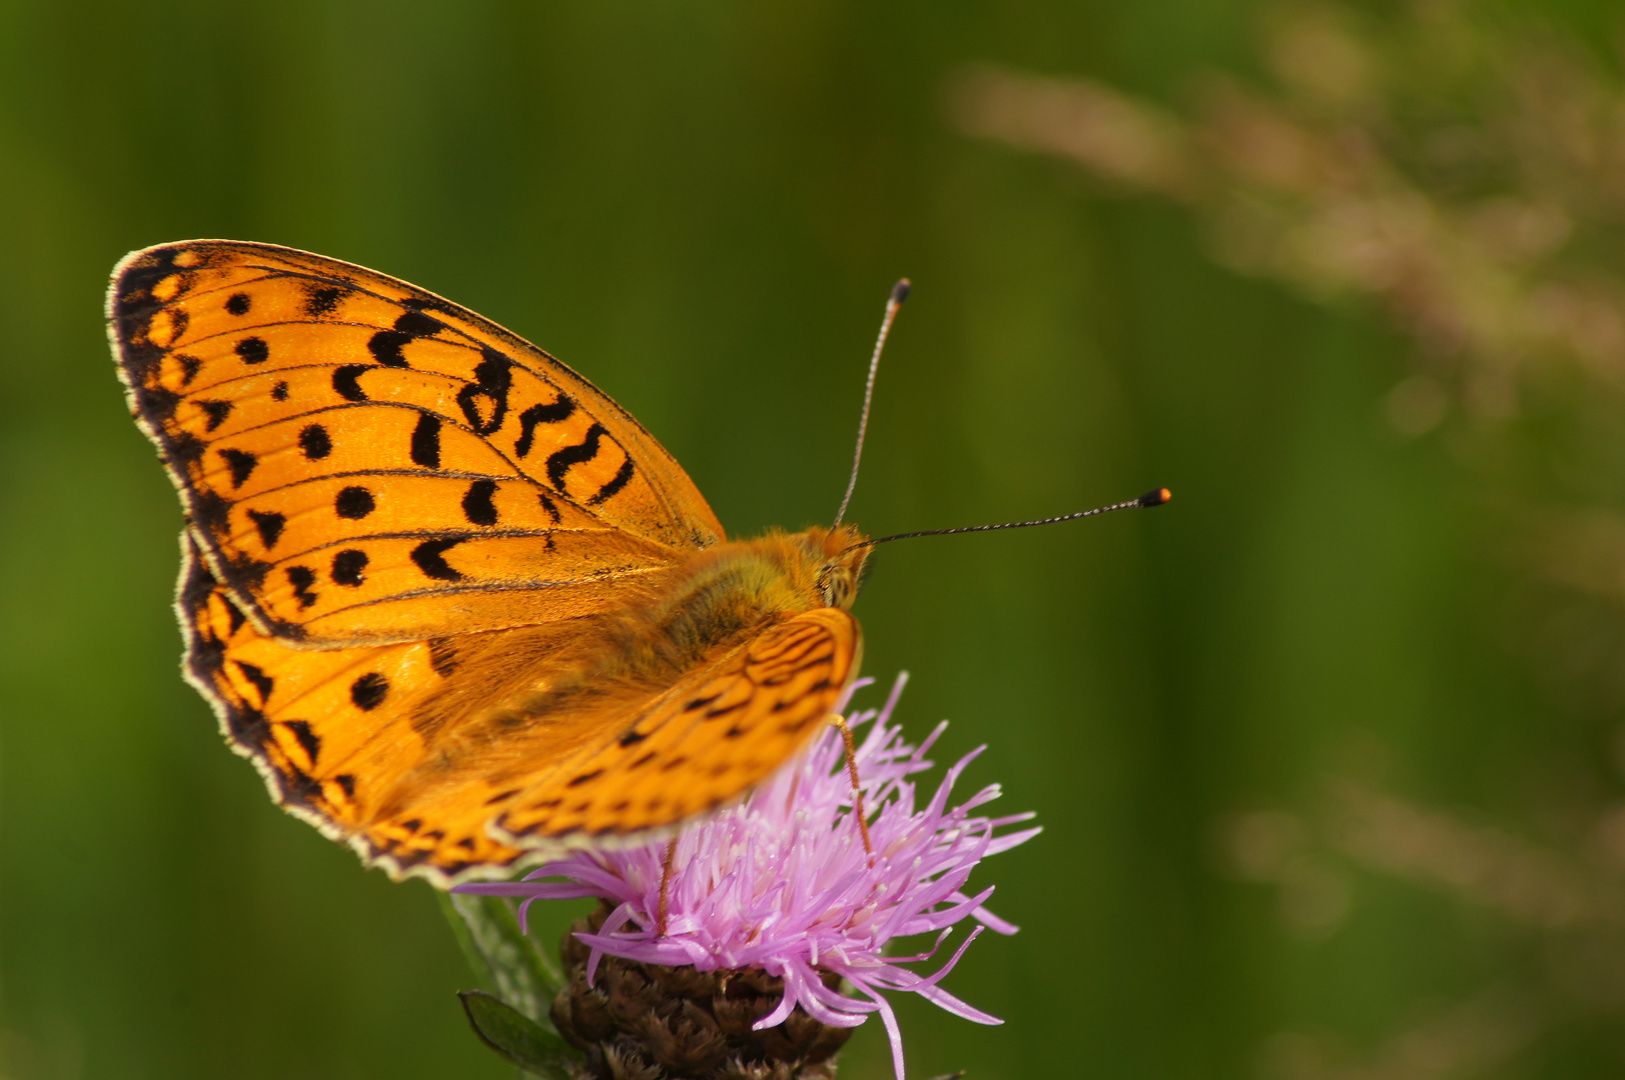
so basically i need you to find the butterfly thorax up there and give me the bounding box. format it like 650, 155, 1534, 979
643, 523, 869, 655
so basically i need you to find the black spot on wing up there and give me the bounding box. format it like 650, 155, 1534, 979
284, 720, 320, 764
271, 381, 289, 401
587, 458, 635, 507
177, 354, 203, 385
248, 509, 286, 548
514, 393, 575, 458
218, 447, 257, 488
225, 292, 251, 316
546, 423, 605, 491
286, 565, 318, 609
235, 660, 274, 703
223, 597, 246, 634
351, 672, 389, 711
367, 329, 413, 367
235, 336, 269, 364
457, 349, 513, 434
394, 309, 445, 337
197, 399, 233, 431
536, 490, 562, 524
299, 424, 332, 460
335, 486, 375, 519
334, 774, 357, 798
331, 548, 368, 586
303, 285, 345, 317
411, 538, 464, 581
368, 311, 445, 367
410, 413, 441, 468
333, 365, 369, 401
461, 479, 499, 525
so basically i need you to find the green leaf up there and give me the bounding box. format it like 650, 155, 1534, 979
438, 890, 565, 1023
459, 990, 581, 1079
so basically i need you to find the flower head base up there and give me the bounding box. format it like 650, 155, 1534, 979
457, 674, 1039, 1080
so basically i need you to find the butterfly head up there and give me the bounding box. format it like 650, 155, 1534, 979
805, 524, 871, 611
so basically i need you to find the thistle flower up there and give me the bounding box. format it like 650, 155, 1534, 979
456, 673, 1039, 1080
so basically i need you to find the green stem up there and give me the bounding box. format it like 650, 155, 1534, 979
438, 890, 566, 1024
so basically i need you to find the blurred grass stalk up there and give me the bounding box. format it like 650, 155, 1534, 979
951, 3, 1625, 1078
1220, 779, 1625, 1080
948, 3, 1625, 429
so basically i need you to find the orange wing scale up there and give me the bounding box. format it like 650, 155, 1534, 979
115, 241, 864, 886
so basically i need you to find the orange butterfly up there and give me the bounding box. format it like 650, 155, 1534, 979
108, 241, 874, 886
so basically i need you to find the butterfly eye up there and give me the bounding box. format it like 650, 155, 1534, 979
817, 566, 856, 610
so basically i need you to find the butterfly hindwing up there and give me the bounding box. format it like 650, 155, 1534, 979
181, 526, 859, 884
492, 607, 860, 842
177, 530, 532, 878
110, 241, 724, 646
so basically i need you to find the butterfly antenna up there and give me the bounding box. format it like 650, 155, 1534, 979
834, 279, 911, 527
849, 487, 1172, 551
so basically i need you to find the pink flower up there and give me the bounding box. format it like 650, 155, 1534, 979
456, 673, 1039, 1080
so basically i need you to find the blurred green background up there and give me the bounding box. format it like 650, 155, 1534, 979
8, 1, 1625, 1078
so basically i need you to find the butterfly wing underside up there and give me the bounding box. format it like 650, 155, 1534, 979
115, 241, 859, 885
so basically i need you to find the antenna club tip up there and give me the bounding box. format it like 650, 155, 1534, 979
1139, 487, 1172, 507
890, 279, 911, 305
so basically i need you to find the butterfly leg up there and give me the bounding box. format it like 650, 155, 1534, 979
830, 715, 874, 863
657, 839, 678, 936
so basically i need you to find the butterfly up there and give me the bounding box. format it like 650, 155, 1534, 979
108, 241, 873, 886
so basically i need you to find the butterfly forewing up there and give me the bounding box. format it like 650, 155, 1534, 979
110, 241, 724, 646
